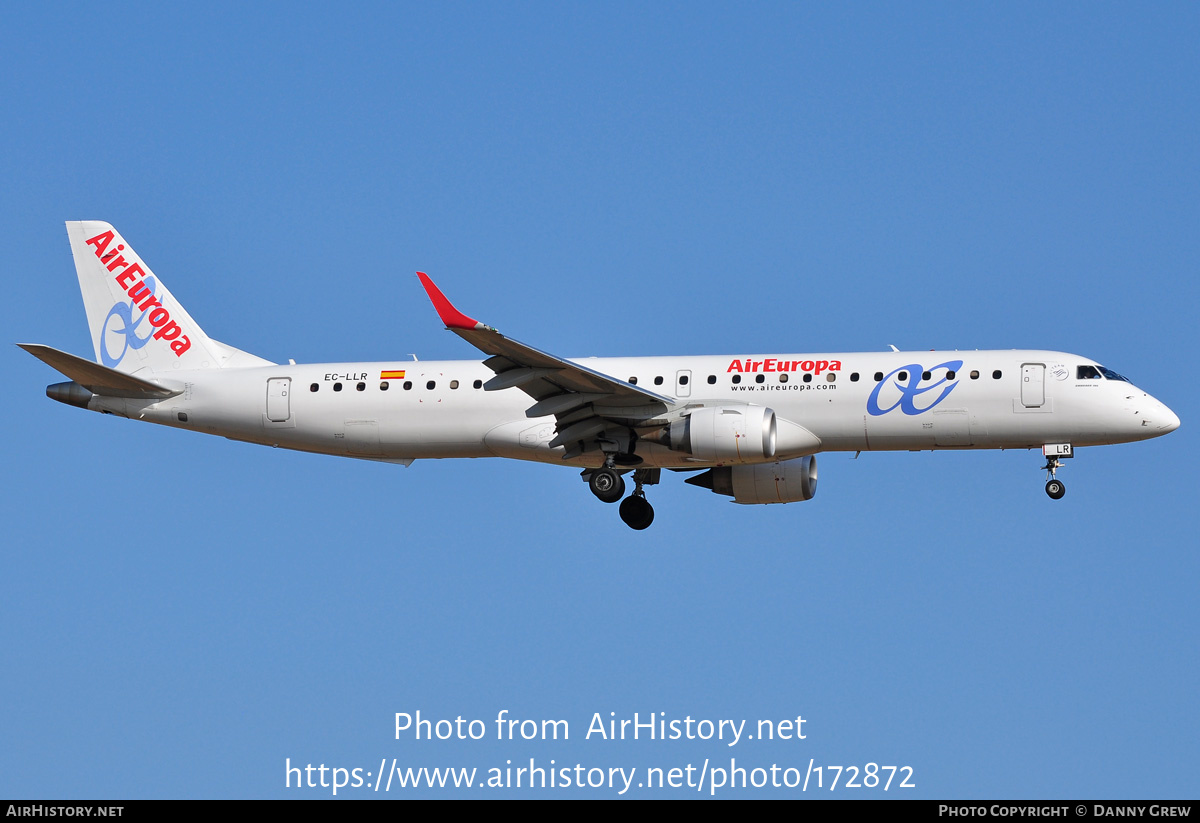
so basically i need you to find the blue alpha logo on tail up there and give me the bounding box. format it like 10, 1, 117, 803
867, 360, 963, 416
100, 276, 161, 368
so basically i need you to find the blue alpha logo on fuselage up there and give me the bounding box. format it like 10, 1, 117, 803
866, 360, 964, 416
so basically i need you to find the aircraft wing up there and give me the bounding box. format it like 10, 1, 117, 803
417, 273, 675, 456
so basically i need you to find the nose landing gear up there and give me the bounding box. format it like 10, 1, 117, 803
1042, 456, 1066, 500
1040, 444, 1073, 500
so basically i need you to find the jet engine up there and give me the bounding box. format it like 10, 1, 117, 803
648, 404, 777, 463
685, 455, 818, 505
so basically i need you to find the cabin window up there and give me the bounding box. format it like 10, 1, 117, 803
779, 373, 789, 383
803, 373, 813, 383
679, 375, 689, 385
427, 381, 436, 390
654, 376, 664, 386
874, 372, 883, 382
177, 412, 188, 422
732, 374, 741, 384
947, 370, 956, 380
898, 371, 908, 381
380, 382, 389, 391
473, 379, 483, 389
403, 381, 412, 390
992, 370, 1002, 379
922, 371, 931, 381
755, 374, 765, 384
333, 382, 342, 392
356, 382, 365, 391
826, 372, 836, 382
850, 372, 860, 382
707, 375, 716, 384
629, 376, 638, 385
310, 383, 319, 392
450, 380, 459, 389
970, 370, 980, 380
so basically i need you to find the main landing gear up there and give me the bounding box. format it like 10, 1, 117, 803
1042, 456, 1066, 500
588, 467, 625, 503
619, 487, 654, 531
585, 464, 657, 530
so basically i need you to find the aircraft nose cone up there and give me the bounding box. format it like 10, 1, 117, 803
1160, 405, 1180, 433
1131, 393, 1180, 437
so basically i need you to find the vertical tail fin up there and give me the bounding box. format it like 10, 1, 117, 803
67, 221, 226, 373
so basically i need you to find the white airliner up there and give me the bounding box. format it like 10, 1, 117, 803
22, 222, 1180, 529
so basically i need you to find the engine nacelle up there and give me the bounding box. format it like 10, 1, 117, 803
657, 405, 777, 463
686, 455, 818, 505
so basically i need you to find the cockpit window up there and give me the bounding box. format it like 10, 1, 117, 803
1077, 365, 1102, 380
1098, 365, 1130, 383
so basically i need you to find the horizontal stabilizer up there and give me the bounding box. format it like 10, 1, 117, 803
18, 344, 181, 399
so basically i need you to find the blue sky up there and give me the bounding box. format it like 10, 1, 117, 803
2, 3, 1197, 798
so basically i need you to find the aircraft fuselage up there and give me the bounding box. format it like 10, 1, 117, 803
77, 349, 1177, 467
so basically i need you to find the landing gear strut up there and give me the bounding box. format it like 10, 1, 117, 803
1043, 456, 1066, 500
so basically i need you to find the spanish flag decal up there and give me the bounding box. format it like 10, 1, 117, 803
380, 370, 406, 380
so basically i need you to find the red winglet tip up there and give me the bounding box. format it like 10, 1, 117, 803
416, 272, 479, 330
